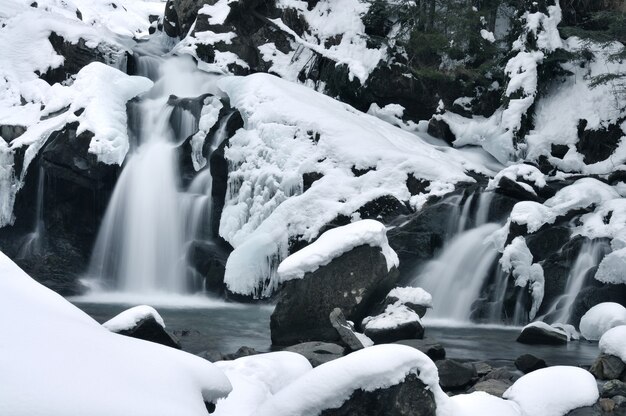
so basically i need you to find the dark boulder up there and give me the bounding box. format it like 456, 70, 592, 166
590, 354, 626, 380
329, 308, 367, 351
43, 32, 109, 84
187, 240, 229, 294
493, 176, 541, 202
112, 316, 181, 349
514, 354, 547, 374
576, 119, 623, 165
468, 379, 513, 397
320, 374, 436, 416
517, 323, 568, 345
285, 341, 345, 367
222, 346, 260, 360
394, 339, 446, 361
427, 118, 455, 145
602, 380, 626, 398
270, 244, 399, 346
571, 284, 626, 328
436, 359, 477, 391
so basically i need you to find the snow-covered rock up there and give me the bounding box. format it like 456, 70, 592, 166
103, 305, 165, 332
216, 72, 490, 297
362, 303, 424, 343
517, 321, 568, 345
0, 250, 231, 416
580, 302, 626, 341
387, 286, 433, 309
600, 325, 626, 364
277, 219, 398, 282
502, 366, 599, 416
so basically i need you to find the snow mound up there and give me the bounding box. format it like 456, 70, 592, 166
521, 321, 569, 340
487, 164, 546, 195
387, 286, 433, 308
217, 72, 492, 297
362, 303, 421, 331
580, 302, 626, 341
252, 344, 449, 416
0, 251, 231, 416
102, 305, 165, 333
599, 325, 626, 363
213, 352, 312, 416
277, 219, 398, 282
450, 391, 521, 416
502, 366, 599, 416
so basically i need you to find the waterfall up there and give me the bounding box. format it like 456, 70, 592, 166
86, 53, 223, 295
17, 166, 45, 258
541, 240, 610, 324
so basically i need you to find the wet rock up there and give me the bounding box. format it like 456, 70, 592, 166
600, 398, 617, 413
436, 359, 477, 391
284, 341, 345, 367
517, 323, 568, 345
480, 367, 520, 383
602, 380, 626, 398
222, 346, 259, 360
493, 176, 541, 202
393, 339, 446, 361
614, 395, 626, 408
320, 373, 436, 416
427, 118, 455, 145
472, 362, 493, 377
514, 354, 547, 374
113, 316, 181, 349
196, 350, 224, 362
591, 354, 626, 380
468, 379, 513, 398
187, 240, 229, 294
270, 244, 398, 346
329, 308, 367, 351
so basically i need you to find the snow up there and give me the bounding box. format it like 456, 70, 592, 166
599, 325, 626, 363
579, 302, 626, 341
190, 96, 222, 171
487, 164, 546, 195
102, 305, 165, 333
213, 352, 312, 416
480, 29, 496, 44
551, 323, 580, 341
276, 219, 398, 282
252, 344, 451, 416
522, 321, 568, 340
502, 366, 599, 416
0, 250, 232, 416
217, 72, 491, 297
362, 303, 421, 331
450, 392, 521, 416
0, 140, 16, 227
500, 236, 545, 320
387, 286, 433, 308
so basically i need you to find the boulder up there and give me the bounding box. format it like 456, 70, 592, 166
436, 359, 477, 391
603, 380, 626, 398
320, 374, 436, 416
270, 244, 399, 346
590, 354, 626, 380
109, 315, 181, 350
480, 367, 520, 383
362, 304, 424, 344
517, 322, 568, 345
285, 342, 345, 367
468, 379, 513, 398
222, 346, 260, 361
514, 354, 547, 374
393, 339, 446, 362
329, 308, 368, 351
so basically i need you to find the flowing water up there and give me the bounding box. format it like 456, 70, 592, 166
17, 165, 45, 258
86, 52, 223, 295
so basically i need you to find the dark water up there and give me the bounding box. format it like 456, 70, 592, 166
73, 301, 599, 366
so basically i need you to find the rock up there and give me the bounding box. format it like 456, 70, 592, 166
320, 373, 436, 416
284, 342, 345, 367
114, 316, 181, 349
393, 339, 446, 362
427, 118, 455, 145
565, 404, 602, 416
603, 380, 626, 398
435, 359, 477, 391
514, 354, 547, 374
329, 308, 367, 351
571, 285, 626, 329
196, 350, 224, 362
600, 398, 617, 413
480, 367, 520, 383
362, 304, 424, 344
517, 322, 568, 345
576, 119, 622, 164
222, 346, 259, 361
468, 379, 513, 398
472, 362, 494, 377
187, 240, 229, 293
590, 354, 626, 380
614, 395, 626, 407
493, 176, 541, 202
270, 244, 399, 346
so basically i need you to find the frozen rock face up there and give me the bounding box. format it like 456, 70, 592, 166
270, 244, 399, 346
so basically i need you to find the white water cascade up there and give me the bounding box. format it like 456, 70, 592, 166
17, 166, 45, 259
87, 53, 223, 295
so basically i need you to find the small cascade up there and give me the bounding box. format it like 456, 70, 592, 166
17, 166, 45, 258
413, 222, 501, 322
541, 240, 610, 324
87, 53, 222, 295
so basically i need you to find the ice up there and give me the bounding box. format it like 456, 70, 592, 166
276, 219, 398, 282
579, 302, 626, 341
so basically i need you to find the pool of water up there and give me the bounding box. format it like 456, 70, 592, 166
72, 299, 599, 367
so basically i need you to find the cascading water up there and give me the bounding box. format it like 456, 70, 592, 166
87, 51, 223, 295
17, 166, 45, 258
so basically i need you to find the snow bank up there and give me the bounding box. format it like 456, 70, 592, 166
213, 352, 312, 416
362, 303, 421, 331
217, 72, 491, 297
252, 344, 450, 416
276, 219, 398, 282
599, 325, 626, 363
500, 236, 545, 320
579, 302, 626, 341
102, 305, 165, 332
387, 286, 433, 308
502, 366, 599, 416
0, 251, 231, 416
